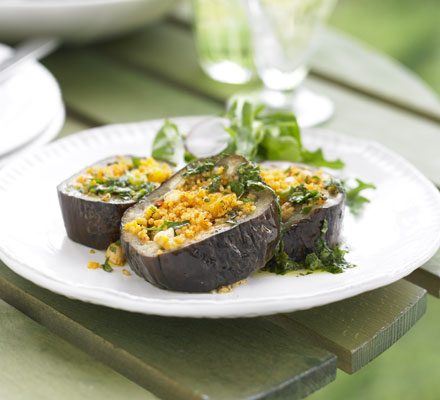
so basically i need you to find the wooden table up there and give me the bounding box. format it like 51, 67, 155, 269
1, 12, 440, 400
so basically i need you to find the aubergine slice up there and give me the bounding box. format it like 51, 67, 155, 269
121, 155, 280, 292
260, 161, 345, 261
57, 155, 172, 250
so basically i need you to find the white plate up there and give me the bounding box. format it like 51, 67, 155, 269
0, 102, 65, 168
0, 117, 439, 318
0, 0, 178, 43
0, 44, 63, 157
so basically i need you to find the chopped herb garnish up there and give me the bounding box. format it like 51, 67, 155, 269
301, 206, 313, 215
325, 179, 345, 195
280, 184, 323, 205
84, 173, 156, 201
264, 220, 354, 275
225, 210, 239, 225
131, 157, 141, 168
145, 220, 190, 232
109, 246, 116, 253
183, 158, 217, 177
204, 198, 211, 202
228, 181, 245, 198
115, 240, 121, 246
101, 257, 113, 272
204, 175, 222, 193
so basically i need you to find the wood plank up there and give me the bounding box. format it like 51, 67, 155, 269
42, 47, 221, 126
0, 263, 337, 400
56, 115, 92, 139
310, 28, 440, 121
0, 299, 157, 400
406, 249, 440, 298
91, 23, 440, 186
266, 280, 426, 374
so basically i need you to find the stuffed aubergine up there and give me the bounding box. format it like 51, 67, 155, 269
58, 155, 172, 249
121, 155, 280, 292
260, 161, 345, 261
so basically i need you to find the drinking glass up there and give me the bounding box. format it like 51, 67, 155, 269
241, 0, 338, 127
193, 0, 254, 84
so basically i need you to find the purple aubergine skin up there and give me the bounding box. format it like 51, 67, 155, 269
57, 155, 138, 250
260, 161, 346, 261
281, 196, 345, 260
121, 155, 281, 293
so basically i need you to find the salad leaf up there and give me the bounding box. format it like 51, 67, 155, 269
346, 179, 376, 216
301, 149, 345, 169
152, 120, 195, 166
223, 101, 344, 169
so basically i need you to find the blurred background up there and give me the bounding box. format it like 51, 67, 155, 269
330, 0, 439, 95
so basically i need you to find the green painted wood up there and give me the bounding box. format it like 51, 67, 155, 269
90, 23, 440, 186
42, 47, 221, 126
406, 249, 440, 298
57, 115, 92, 139
266, 280, 426, 374
0, 263, 337, 400
0, 299, 157, 400
310, 28, 440, 120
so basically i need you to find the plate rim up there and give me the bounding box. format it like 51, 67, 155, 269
0, 44, 63, 156
0, 117, 439, 318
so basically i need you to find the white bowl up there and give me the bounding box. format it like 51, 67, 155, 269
0, 0, 179, 43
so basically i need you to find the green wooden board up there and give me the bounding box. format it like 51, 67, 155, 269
310, 28, 440, 121
57, 115, 92, 139
0, 264, 337, 400
406, 249, 440, 298
0, 299, 156, 400
43, 47, 221, 125
267, 280, 426, 374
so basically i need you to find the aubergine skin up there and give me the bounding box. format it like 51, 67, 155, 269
57, 155, 138, 250
58, 190, 133, 250
282, 196, 345, 261
121, 155, 281, 293
122, 201, 279, 292
260, 160, 346, 261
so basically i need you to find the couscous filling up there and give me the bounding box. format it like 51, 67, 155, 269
71, 156, 172, 202
260, 166, 333, 221
124, 163, 257, 252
